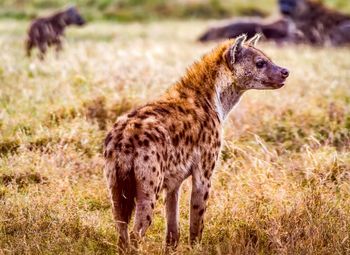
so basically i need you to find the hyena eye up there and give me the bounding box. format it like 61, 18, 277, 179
256, 60, 266, 69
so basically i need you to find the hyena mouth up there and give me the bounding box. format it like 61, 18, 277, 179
262, 81, 285, 88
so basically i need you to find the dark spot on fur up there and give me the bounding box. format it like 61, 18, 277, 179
204, 192, 209, 200
154, 107, 171, 116
193, 204, 199, 209
144, 155, 149, 161
172, 135, 179, 147
128, 110, 137, 118
104, 133, 112, 147
199, 209, 205, 216
146, 215, 152, 223
169, 124, 176, 133
177, 105, 186, 114
143, 139, 150, 147
145, 132, 156, 142
179, 92, 188, 99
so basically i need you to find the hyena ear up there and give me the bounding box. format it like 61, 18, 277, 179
247, 33, 261, 47
226, 34, 247, 66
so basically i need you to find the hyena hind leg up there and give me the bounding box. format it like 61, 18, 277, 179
106, 168, 136, 253
130, 187, 157, 245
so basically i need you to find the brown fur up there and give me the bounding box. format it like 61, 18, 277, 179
104, 35, 289, 252
26, 6, 85, 59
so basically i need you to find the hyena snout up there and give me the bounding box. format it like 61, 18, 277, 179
280, 67, 289, 79
72, 15, 85, 26
76, 16, 85, 26
274, 65, 289, 83
262, 65, 290, 89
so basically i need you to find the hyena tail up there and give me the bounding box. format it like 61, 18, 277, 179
106, 161, 136, 250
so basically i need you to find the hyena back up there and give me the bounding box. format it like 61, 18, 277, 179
104, 34, 289, 251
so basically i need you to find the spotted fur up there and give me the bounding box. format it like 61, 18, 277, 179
104, 34, 289, 251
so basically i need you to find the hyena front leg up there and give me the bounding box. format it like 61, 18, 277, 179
38, 43, 47, 60
25, 39, 34, 57
190, 168, 211, 244
165, 187, 180, 246
54, 38, 63, 57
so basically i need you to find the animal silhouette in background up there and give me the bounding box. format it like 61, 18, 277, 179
279, 0, 350, 45
198, 18, 292, 43
104, 34, 289, 252
199, 0, 350, 46
26, 6, 86, 59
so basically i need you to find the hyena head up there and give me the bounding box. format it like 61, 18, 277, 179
279, 0, 309, 18
225, 34, 289, 90
64, 7, 86, 26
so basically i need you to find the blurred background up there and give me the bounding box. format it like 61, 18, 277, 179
0, 0, 349, 21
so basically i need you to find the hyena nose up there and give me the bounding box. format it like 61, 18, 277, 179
281, 68, 289, 78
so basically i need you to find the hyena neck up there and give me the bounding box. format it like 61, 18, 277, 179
52, 12, 68, 28
166, 42, 243, 123
213, 66, 243, 122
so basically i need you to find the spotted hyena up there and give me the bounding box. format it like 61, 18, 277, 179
104, 34, 289, 251
26, 6, 85, 59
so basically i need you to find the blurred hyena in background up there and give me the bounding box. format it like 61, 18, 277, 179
279, 0, 350, 45
25, 6, 86, 59
199, 0, 350, 46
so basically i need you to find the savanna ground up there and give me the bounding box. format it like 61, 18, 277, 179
1, 9, 350, 255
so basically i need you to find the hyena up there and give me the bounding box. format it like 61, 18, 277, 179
279, 0, 350, 45
26, 6, 85, 59
104, 34, 289, 251
198, 18, 291, 43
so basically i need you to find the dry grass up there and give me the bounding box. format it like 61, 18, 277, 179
0, 19, 350, 254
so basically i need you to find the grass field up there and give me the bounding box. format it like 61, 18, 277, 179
0, 0, 349, 21
0, 19, 350, 254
